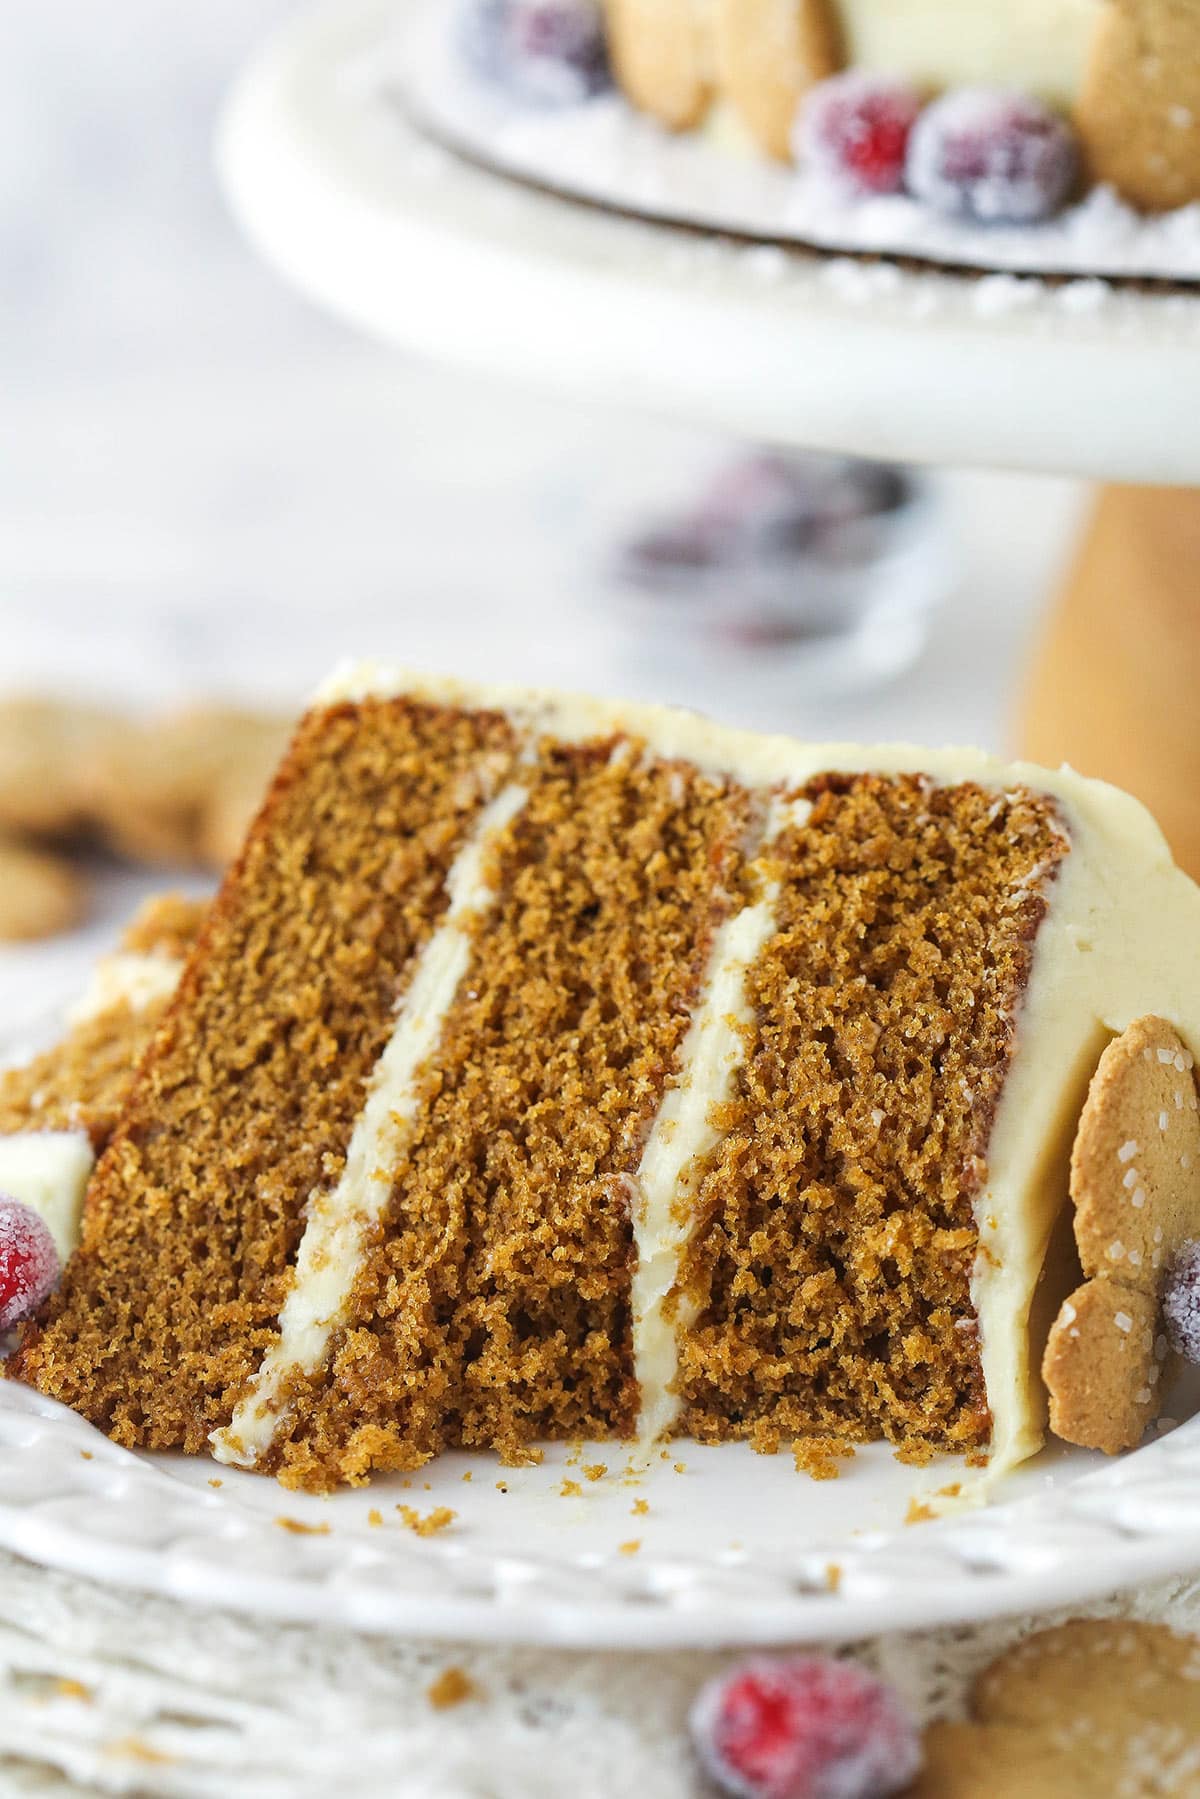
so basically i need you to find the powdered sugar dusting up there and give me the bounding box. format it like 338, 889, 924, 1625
1163, 1242, 1200, 1363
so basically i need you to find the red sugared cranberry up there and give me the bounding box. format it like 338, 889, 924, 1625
905, 88, 1078, 224
0, 1198, 60, 1331
796, 74, 922, 197
691, 1654, 921, 1799
1164, 1240, 1200, 1363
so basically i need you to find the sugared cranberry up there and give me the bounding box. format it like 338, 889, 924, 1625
460, 0, 611, 105
1163, 1240, 1200, 1363
905, 88, 1078, 224
618, 452, 913, 592
796, 74, 923, 197
0, 1198, 60, 1331
691, 1654, 921, 1799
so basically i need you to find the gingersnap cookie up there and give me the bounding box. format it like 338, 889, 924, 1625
86, 707, 291, 869
713, 0, 843, 160
1077, 0, 1200, 212
1043, 1015, 1200, 1454
0, 698, 129, 840
602, 0, 714, 131
0, 839, 85, 943
912, 1620, 1200, 1797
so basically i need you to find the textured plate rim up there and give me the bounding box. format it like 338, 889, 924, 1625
3, 1371, 1200, 1647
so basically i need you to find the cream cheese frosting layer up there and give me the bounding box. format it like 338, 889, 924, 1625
318, 665, 1200, 1481
210, 779, 529, 1470
67, 950, 184, 1027
838, 0, 1098, 109
631, 793, 813, 1446
0, 1132, 94, 1264
631, 875, 781, 1444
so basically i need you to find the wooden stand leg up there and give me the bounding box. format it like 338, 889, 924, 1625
1017, 484, 1200, 882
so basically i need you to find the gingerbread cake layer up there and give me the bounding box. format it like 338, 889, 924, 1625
0, 895, 206, 1259
676, 773, 1066, 1459
240, 741, 750, 1486
11, 668, 1200, 1491
13, 699, 518, 1452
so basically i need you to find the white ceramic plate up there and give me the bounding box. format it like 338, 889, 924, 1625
4, 960, 1200, 1649
216, 0, 1200, 484
3, 1374, 1200, 1647
4, 976, 1200, 1648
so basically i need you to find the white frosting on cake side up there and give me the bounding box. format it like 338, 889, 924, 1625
0, 1132, 94, 1265
838, 0, 1099, 109
967, 779, 1200, 1487
67, 950, 184, 1027
318, 665, 1200, 1485
210, 779, 529, 1470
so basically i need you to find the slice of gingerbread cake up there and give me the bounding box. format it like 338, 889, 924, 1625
8, 669, 1200, 1490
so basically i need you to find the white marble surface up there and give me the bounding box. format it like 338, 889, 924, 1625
0, 6, 1106, 1793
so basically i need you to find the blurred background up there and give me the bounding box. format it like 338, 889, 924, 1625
1, 0, 1090, 997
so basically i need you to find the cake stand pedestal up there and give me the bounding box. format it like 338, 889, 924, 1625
1018, 485, 1200, 882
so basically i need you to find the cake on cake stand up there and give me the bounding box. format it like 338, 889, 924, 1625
217, 0, 1200, 882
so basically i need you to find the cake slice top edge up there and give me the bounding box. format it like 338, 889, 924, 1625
315, 660, 1178, 867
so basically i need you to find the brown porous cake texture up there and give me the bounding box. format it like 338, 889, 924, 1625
13, 699, 519, 1457
0, 895, 206, 1150
676, 775, 1062, 1460
272, 741, 750, 1487
10, 672, 1200, 1491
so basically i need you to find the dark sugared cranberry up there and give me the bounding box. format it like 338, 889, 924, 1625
460, 0, 611, 106
1163, 1240, 1200, 1364
617, 452, 913, 592
906, 88, 1078, 224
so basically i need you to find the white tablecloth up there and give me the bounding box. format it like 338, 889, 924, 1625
0, 1550, 1197, 1796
